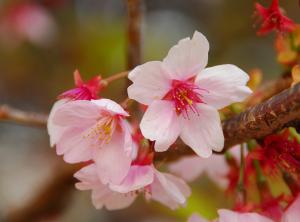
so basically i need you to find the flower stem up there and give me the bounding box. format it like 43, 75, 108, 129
101, 71, 129, 86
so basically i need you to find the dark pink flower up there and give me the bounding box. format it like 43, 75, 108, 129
255, 0, 295, 35
58, 70, 102, 101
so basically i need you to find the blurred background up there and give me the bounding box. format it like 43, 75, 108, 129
0, 0, 298, 221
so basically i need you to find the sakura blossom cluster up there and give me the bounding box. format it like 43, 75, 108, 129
47, 30, 252, 211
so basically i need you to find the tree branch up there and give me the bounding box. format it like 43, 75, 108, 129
0, 105, 47, 127
155, 82, 300, 161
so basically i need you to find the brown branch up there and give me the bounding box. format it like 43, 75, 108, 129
0, 105, 47, 127
126, 0, 143, 69
155, 82, 300, 162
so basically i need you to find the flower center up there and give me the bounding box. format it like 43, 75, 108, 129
83, 116, 116, 144
165, 79, 204, 116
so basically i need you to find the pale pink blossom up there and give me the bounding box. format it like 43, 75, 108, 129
74, 164, 137, 210
128, 31, 252, 157
168, 145, 241, 187
48, 99, 133, 184
75, 160, 190, 210
148, 167, 191, 210
109, 162, 191, 210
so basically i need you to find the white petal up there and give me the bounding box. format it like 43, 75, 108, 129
163, 31, 209, 80
180, 104, 224, 158
140, 100, 180, 152
91, 99, 128, 116
94, 131, 132, 185
127, 61, 171, 105
109, 165, 154, 193
195, 64, 252, 109
47, 99, 67, 147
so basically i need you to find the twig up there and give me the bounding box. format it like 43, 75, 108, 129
0, 105, 47, 127
155, 82, 300, 161
126, 0, 143, 69
101, 71, 129, 86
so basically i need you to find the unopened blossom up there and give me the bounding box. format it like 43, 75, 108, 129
58, 70, 102, 101
48, 99, 133, 184
128, 31, 251, 157
255, 0, 295, 35
0, 3, 57, 47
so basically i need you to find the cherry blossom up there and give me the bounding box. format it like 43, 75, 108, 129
74, 161, 190, 210
48, 99, 133, 184
128, 31, 252, 157
74, 164, 137, 210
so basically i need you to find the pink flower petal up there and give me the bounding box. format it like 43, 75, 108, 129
195, 64, 252, 109
140, 100, 180, 152
179, 104, 224, 158
163, 31, 209, 80
91, 99, 129, 116
91, 187, 136, 210
52, 100, 100, 127
150, 169, 191, 210
47, 99, 67, 147
282, 195, 300, 222
74, 164, 136, 210
74, 164, 99, 190
109, 165, 154, 193
94, 131, 132, 185
188, 213, 209, 222
127, 61, 171, 105
56, 127, 94, 163
218, 209, 273, 222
